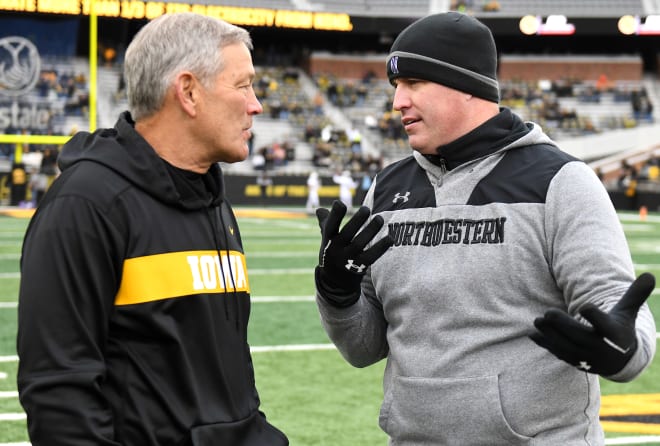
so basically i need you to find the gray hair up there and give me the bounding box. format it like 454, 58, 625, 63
124, 13, 253, 120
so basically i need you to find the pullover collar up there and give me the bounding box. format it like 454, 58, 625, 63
424, 108, 531, 171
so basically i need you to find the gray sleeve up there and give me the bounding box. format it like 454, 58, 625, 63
545, 161, 656, 381
315, 177, 389, 368
316, 270, 389, 368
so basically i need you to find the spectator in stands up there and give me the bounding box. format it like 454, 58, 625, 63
450, 0, 470, 12
631, 88, 654, 123
313, 141, 333, 168
313, 91, 325, 115
326, 80, 339, 105
378, 110, 404, 141
618, 159, 639, 197
17, 12, 288, 446
356, 83, 368, 105
482, 1, 500, 11
268, 97, 283, 118
255, 144, 275, 170
304, 123, 322, 142
347, 126, 363, 154
283, 67, 299, 83
595, 73, 613, 92
362, 69, 376, 84
103, 46, 117, 66
313, 12, 655, 446
271, 141, 287, 166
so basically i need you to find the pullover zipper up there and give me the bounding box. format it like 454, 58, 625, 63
436, 157, 448, 187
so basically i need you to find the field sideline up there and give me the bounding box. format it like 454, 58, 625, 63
2, 208, 660, 445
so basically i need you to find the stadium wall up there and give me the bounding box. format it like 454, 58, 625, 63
308, 52, 644, 81
223, 174, 341, 207
3, 169, 658, 212
498, 55, 643, 81
218, 173, 659, 212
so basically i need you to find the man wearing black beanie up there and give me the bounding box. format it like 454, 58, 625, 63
314, 11, 656, 445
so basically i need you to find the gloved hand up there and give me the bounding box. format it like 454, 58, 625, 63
315, 200, 393, 307
530, 272, 655, 376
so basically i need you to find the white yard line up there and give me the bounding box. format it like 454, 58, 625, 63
606, 436, 660, 445
247, 252, 316, 257
252, 296, 315, 302
620, 213, 660, 223
0, 254, 19, 260
248, 268, 313, 275
0, 343, 336, 363
250, 344, 335, 352
0, 413, 25, 421
0, 296, 317, 308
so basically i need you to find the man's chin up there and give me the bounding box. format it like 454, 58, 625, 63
219, 144, 249, 163
409, 140, 429, 154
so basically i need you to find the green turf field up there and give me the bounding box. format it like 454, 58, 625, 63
2, 209, 660, 445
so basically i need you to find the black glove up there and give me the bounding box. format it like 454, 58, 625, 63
530, 272, 655, 376
315, 200, 393, 307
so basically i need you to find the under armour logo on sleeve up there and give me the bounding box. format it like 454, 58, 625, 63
393, 192, 410, 203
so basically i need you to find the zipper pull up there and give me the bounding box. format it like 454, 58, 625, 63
439, 158, 447, 173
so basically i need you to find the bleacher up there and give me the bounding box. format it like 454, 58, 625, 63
476, 0, 645, 17
216, 0, 659, 16
306, 0, 433, 17
25, 55, 659, 178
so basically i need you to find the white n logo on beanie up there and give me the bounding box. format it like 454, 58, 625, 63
389, 56, 399, 74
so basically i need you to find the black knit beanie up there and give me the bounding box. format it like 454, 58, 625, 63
386, 12, 500, 103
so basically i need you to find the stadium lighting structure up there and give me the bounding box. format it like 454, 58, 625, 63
519, 14, 576, 35
618, 15, 660, 35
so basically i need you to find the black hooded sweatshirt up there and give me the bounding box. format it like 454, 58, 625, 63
17, 112, 288, 446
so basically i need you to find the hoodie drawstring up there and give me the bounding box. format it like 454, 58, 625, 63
211, 206, 240, 331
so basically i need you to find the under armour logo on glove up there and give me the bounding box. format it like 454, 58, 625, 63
530, 272, 656, 377
345, 260, 366, 273
315, 200, 393, 307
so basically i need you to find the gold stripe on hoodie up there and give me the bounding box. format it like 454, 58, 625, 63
115, 250, 249, 306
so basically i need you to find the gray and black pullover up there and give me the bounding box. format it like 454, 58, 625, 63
316, 108, 656, 445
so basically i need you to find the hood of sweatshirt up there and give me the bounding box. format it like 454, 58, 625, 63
57, 111, 224, 210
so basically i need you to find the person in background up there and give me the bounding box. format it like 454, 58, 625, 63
17, 12, 288, 446
306, 170, 321, 214
313, 12, 655, 445
27, 167, 48, 207
332, 169, 357, 213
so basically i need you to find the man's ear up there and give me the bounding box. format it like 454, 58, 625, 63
174, 72, 199, 117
